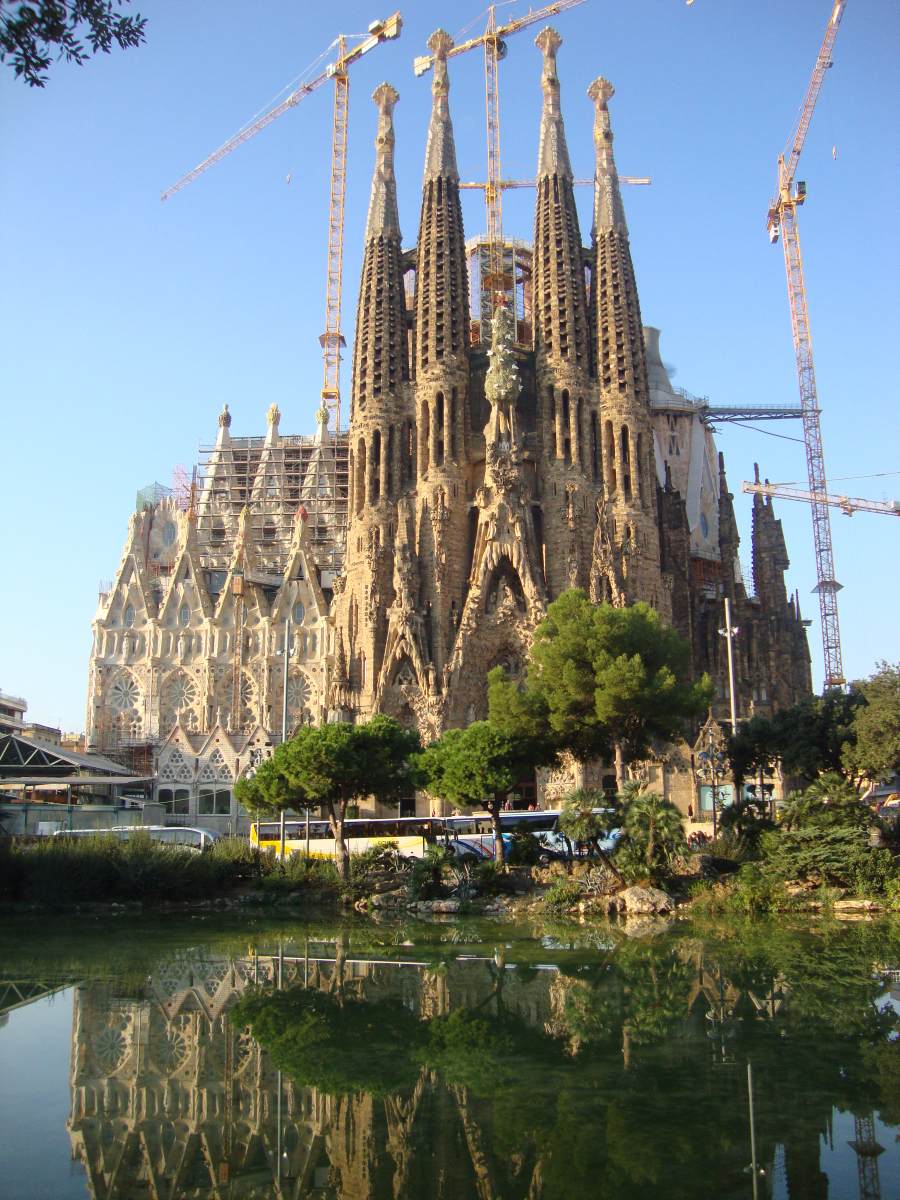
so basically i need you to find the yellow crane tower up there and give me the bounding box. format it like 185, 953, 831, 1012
414, 0, 586, 319
766, 1, 846, 688
161, 13, 403, 436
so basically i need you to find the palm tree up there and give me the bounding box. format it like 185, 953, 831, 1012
621, 791, 685, 879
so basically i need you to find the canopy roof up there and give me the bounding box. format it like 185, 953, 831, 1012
0, 734, 133, 779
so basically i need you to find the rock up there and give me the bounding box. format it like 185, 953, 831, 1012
833, 899, 881, 914
429, 899, 461, 914
370, 889, 406, 908
619, 885, 674, 915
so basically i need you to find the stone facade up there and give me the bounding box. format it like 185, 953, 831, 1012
86, 26, 811, 821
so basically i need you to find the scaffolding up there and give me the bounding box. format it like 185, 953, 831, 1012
466, 236, 533, 346
195, 430, 350, 577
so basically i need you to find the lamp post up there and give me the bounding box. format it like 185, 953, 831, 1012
696, 720, 728, 839
717, 596, 740, 735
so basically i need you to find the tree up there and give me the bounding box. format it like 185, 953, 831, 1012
729, 691, 863, 786
1, 1, 146, 87
234, 756, 301, 818
418, 722, 556, 865
277, 716, 420, 879
843, 662, 900, 784
490, 590, 710, 787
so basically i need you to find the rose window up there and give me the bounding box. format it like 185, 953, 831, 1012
287, 673, 311, 712
109, 675, 140, 712
165, 673, 197, 712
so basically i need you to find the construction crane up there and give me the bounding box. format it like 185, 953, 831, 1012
414, 0, 586, 317
742, 479, 899, 519
766, 0, 846, 688
162, 13, 403, 435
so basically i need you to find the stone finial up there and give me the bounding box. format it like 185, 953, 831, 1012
535, 25, 562, 61
588, 76, 615, 107
423, 30, 458, 181
266, 403, 280, 426
365, 83, 401, 239
218, 403, 232, 428
427, 28, 453, 59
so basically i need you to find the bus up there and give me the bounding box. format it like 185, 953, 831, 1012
250, 816, 445, 859
53, 826, 222, 852
444, 809, 622, 860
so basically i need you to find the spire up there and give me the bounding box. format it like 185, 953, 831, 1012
352, 83, 409, 414
589, 77, 627, 233
535, 27, 572, 179
414, 31, 468, 374
364, 83, 401, 240
532, 27, 588, 367
589, 75, 649, 404
423, 30, 458, 182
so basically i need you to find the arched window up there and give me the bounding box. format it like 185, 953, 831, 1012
161, 521, 176, 547
435, 392, 445, 466
386, 425, 395, 498
420, 402, 430, 475
562, 390, 571, 464
370, 430, 381, 502
548, 388, 557, 457
293, 601, 305, 625
604, 421, 617, 492
636, 432, 645, 503
620, 425, 632, 500
356, 437, 366, 513
179, 603, 190, 627
449, 388, 458, 460
590, 412, 600, 481
123, 604, 135, 628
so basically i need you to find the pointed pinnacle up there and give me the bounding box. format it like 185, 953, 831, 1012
589, 76, 627, 232
535, 26, 572, 179
423, 30, 458, 181
366, 83, 401, 239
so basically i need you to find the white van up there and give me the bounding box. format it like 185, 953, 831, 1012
53, 825, 221, 852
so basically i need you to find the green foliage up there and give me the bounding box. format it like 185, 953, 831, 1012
234, 757, 303, 818
418, 721, 555, 865
276, 715, 421, 877
1, 833, 264, 905
490, 590, 710, 773
728, 690, 863, 784
543, 878, 582, 912
716, 794, 773, 855
256, 855, 340, 898
505, 824, 543, 866
843, 661, 900, 783
618, 790, 685, 882
472, 860, 513, 896
0, 0, 147, 87
557, 788, 608, 847
231, 988, 422, 1097
780, 772, 870, 831
407, 845, 454, 900
759, 826, 896, 895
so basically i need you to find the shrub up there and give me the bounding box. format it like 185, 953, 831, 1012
472, 860, 514, 897
506, 827, 542, 866
258, 854, 340, 897
408, 845, 454, 900
543, 879, 582, 913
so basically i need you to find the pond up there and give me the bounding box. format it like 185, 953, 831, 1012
0, 913, 897, 1199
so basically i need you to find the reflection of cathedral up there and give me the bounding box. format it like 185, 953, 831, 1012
62, 938, 871, 1200
66, 947, 562, 1199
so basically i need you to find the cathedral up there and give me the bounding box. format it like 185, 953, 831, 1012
85, 27, 811, 823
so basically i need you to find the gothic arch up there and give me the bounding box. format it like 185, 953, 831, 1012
484, 557, 526, 615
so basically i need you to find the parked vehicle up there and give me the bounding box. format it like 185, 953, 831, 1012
53, 826, 222, 852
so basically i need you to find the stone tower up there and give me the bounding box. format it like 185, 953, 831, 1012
587, 76, 666, 616
332, 83, 411, 718
532, 28, 599, 598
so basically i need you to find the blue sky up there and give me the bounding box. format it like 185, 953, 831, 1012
1, 0, 898, 731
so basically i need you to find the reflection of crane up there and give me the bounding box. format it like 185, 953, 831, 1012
414, 0, 586, 316
848, 1112, 884, 1200
742, 480, 899, 519
162, 14, 402, 435
766, 1, 846, 687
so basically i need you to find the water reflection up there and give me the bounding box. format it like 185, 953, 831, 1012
20, 920, 900, 1198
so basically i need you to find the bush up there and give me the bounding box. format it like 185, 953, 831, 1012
543, 879, 582, 913
257, 854, 340, 897
506, 827, 542, 866
472, 860, 515, 897
408, 845, 454, 900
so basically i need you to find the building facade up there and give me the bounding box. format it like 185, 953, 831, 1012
86, 27, 811, 821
